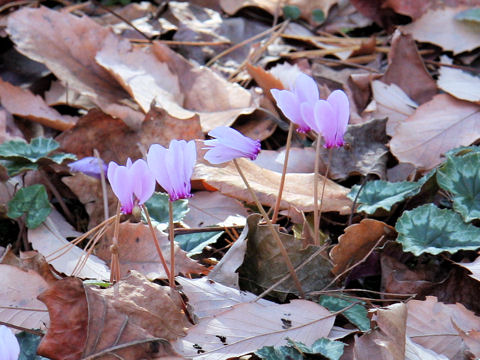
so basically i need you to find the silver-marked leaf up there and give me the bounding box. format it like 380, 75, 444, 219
437, 152, 480, 221
7, 184, 51, 228
0, 137, 59, 162
396, 204, 480, 255
318, 295, 370, 331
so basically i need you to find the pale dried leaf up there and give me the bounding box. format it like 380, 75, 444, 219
173, 299, 335, 359
28, 215, 111, 280
406, 296, 480, 359
455, 257, 480, 282
193, 158, 352, 214
402, 6, 480, 54
438, 65, 480, 103
253, 147, 316, 173
369, 80, 418, 136
0, 78, 76, 131
176, 277, 273, 319
405, 337, 449, 360
389, 94, 480, 170
0, 264, 49, 330
183, 191, 248, 228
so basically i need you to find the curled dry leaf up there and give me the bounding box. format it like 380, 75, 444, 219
95, 222, 207, 279
0, 78, 77, 131
389, 94, 480, 171
0, 264, 50, 331
406, 296, 480, 359
37, 272, 187, 360
173, 299, 335, 360
456, 256, 480, 282
152, 42, 257, 132
330, 219, 395, 276
6, 6, 143, 127
193, 158, 352, 214
402, 6, 480, 55
381, 30, 437, 105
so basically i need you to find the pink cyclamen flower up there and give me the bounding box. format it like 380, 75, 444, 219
203, 126, 261, 164
107, 158, 155, 214
270, 72, 319, 133
312, 90, 350, 148
147, 140, 196, 202
68, 156, 107, 179
0, 325, 20, 360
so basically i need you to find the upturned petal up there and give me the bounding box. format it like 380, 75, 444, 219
294, 72, 319, 104
68, 157, 107, 179
107, 160, 135, 214
203, 126, 261, 164
0, 325, 20, 360
147, 140, 196, 201
313, 100, 337, 148
130, 159, 155, 205
327, 90, 350, 147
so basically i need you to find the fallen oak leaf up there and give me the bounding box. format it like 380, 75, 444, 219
0, 79, 77, 131
193, 158, 352, 214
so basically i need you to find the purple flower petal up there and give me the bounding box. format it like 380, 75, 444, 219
0, 325, 20, 360
107, 161, 135, 214
130, 159, 155, 205
313, 100, 337, 148
68, 157, 107, 179
270, 89, 302, 126
294, 72, 319, 104
147, 140, 196, 201
203, 127, 261, 164
328, 90, 350, 146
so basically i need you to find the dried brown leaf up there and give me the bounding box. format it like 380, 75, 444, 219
456, 256, 480, 282
381, 30, 437, 104
95, 222, 207, 279
254, 147, 317, 174
438, 63, 480, 104
330, 219, 395, 276
389, 94, 480, 171
402, 6, 480, 54
193, 158, 352, 214
0, 78, 77, 131
0, 264, 50, 331
173, 299, 335, 359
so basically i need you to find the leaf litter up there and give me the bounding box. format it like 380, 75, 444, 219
1, 0, 480, 359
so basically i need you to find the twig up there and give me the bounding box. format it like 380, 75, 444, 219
313, 137, 321, 246
318, 147, 333, 232
40, 169, 74, 225
233, 159, 304, 297
168, 201, 175, 289
94, 149, 109, 221
142, 205, 170, 280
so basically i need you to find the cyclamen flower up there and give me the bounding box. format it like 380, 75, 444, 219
311, 90, 350, 148
147, 140, 196, 202
203, 126, 261, 164
270, 72, 319, 133
107, 158, 155, 214
68, 157, 107, 179
0, 325, 20, 360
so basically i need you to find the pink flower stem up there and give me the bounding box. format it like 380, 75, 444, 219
110, 202, 121, 283
318, 147, 333, 232
168, 201, 176, 289
272, 122, 294, 224
313, 137, 321, 246
233, 159, 305, 298
142, 204, 171, 282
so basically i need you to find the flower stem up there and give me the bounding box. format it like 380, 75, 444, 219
272, 122, 294, 224
318, 147, 333, 231
233, 159, 305, 298
110, 202, 121, 283
142, 205, 171, 281
168, 200, 175, 289
313, 137, 321, 246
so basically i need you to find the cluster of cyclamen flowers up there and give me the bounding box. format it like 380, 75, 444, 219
271, 72, 349, 148
103, 126, 261, 212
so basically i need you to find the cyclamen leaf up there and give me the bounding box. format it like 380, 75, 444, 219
256, 345, 303, 360
288, 338, 345, 360
318, 295, 370, 331
144, 192, 189, 225
0, 137, 59, 162
283, 5, 301, 20
437, 152, 480, 221
7, 184, 51, 228
348, 171, 433, 214
0, 159, 38, 177
455, 8, 480, 23
395, 204, 480, 256
175, 231, 223, 255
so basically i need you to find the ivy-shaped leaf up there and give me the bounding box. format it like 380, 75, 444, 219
0, 137, 76, 176
256, 345, 303, 360
318, 295, 370, 331
144, 192, 189, 225
437, 152, 480, 222
348, 171, 434, 214
395, 204, 480, 256
176, 231, 223, 255
7, 184, 51, 228
288, 338, 345, 360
